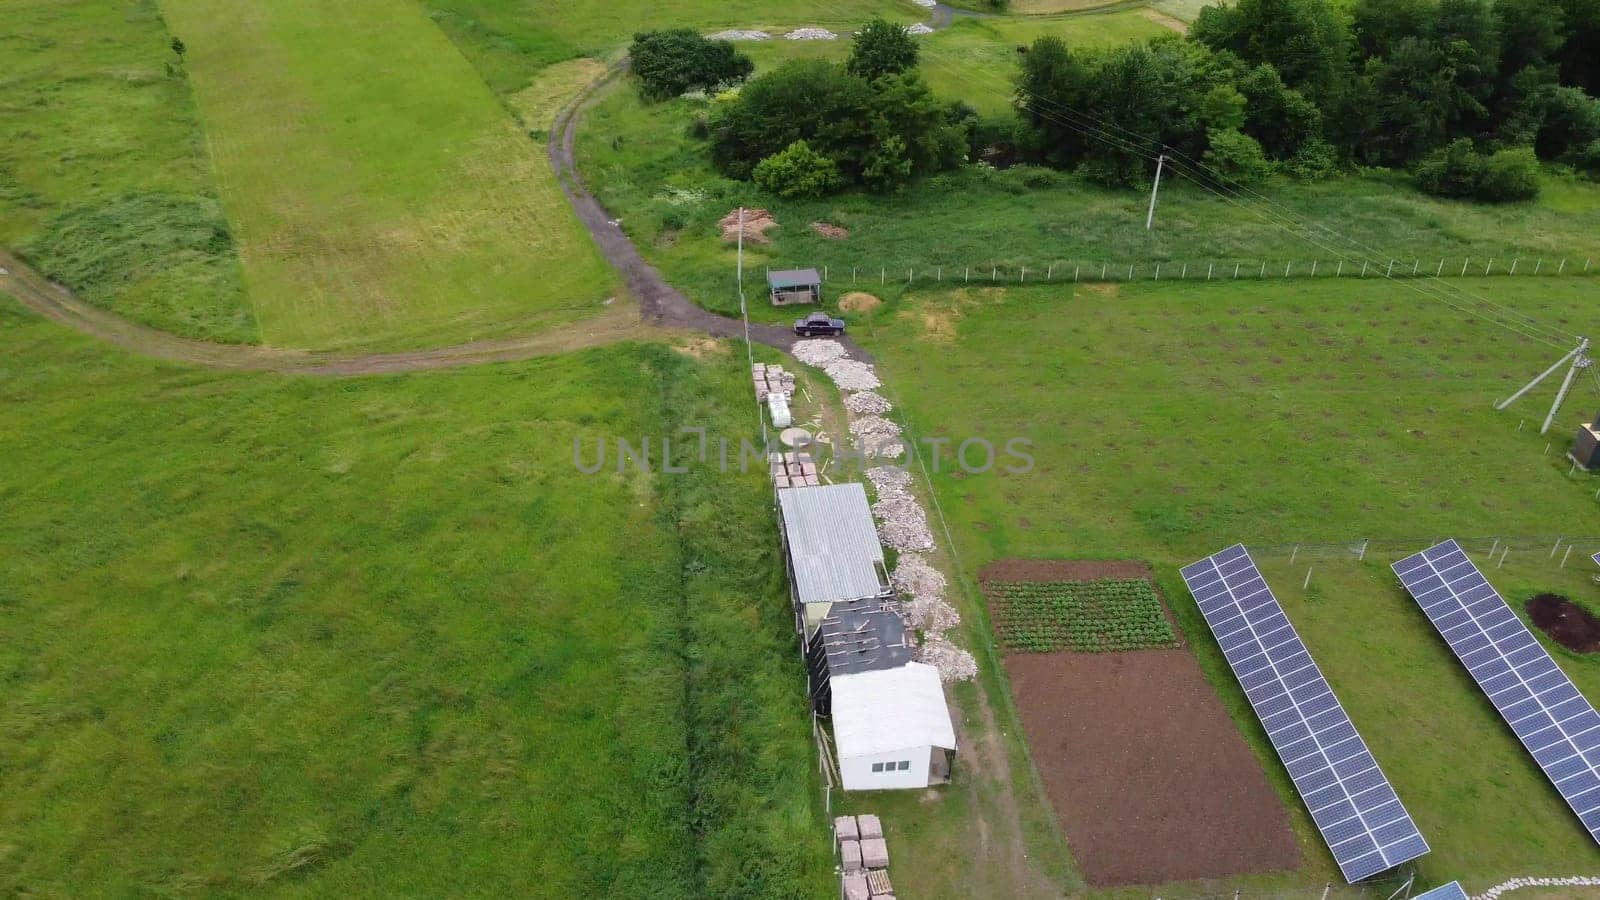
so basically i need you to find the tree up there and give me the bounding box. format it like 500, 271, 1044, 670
710, 60, 877, 180
710, 60, 964, 189
1190, 0, 1352, 102
1553, 0, 1600, 94
630, 29, 753, 100
1015, 36, 1093, 168
1237, 63, 1322, 158
753, 141, 845, 198
1351, 0, 1431, 58
1529, 84, 1600, 159
847, 18, 919, 82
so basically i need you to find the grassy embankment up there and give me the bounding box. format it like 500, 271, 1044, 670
859, 276, 1600, 894
0, 293, 830, 897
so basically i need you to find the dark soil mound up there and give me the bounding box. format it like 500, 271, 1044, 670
1526, 593, 1600, 653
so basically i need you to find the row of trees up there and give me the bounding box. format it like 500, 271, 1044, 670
1013, 0, 1600, 198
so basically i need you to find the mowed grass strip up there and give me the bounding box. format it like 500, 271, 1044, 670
0, 298, 827, 896
159, 0, 615, 351
1, 0, 256, 343
863, 277, 1600, 886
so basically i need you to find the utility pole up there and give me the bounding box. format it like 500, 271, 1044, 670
1495, 336, 1592, 434
1145, 154, 1167, 231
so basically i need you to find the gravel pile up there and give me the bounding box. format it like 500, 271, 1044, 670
785, 27, 838, 40
918, 636, 979, 682
791, 338, 847, 367
866, 464, 913, 498
911, 0, 937, 6
849, 416, 904, 457
906, 596, 962, 634
844, 390, 892, 415
873, 495, 935, 551
707, 29, 770, 40
907, 23, 935, 35
892, 552, 946, 599
824, 358, 880, 391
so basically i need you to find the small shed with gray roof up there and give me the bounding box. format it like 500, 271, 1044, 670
806, 600, 910, 717
768, 268, 822, 306
776, 483, 893, 634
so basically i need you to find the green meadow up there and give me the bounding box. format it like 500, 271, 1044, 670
858, 276, 1600, 892
157, 0, 616, 350
0, 294, 828, 897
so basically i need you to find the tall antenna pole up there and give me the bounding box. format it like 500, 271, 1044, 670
1145, 154, 1166, 231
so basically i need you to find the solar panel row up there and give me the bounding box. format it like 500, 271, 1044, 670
1413, 881, 1468, 900
1181, 545, 1429, 883
1393, 540, 1600, 844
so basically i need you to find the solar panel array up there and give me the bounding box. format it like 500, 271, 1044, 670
1413, 881, 1468, 900
1181, 545, 1430, 882
1393, 540, 1600, 844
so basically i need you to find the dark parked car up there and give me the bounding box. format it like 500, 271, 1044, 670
794, 312, 846, 337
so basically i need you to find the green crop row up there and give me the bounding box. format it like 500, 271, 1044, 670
986, 578, 1177, 653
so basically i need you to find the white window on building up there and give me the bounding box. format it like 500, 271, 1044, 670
897, 760, 910, 771
871, 762, 885, 773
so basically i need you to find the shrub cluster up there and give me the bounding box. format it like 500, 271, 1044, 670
709, 20, 967, 196
1415, 139, 1541, 201
630, 29, 753, 100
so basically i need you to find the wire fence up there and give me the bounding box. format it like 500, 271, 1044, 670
1246, 534, 1600, 572
769, 255, 1600, 288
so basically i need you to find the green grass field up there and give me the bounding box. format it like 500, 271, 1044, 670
857, 277, 1600, 891
426, 0, 918, 95
0, 296, 828, 896
1, 0, 256, 343
157, 0, 616, 351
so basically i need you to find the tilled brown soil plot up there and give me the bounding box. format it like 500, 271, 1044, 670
983, 559, 1301, 886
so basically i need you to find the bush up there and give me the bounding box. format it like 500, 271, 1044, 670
630, 30, 753, 100
1416, 138, 1540, 201
1478, 147, 1541, 201
752, 140, 845, 198
1203, 129, 1274, 184
1285, 137, 1340, 180
1573, 138, 1600, 175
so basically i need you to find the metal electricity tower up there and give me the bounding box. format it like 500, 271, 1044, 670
1496, 336, 1592, 434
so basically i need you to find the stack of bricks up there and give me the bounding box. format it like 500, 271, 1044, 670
752, 363, 796, 402
836, 814, 892, 900
769, 452, 820, 489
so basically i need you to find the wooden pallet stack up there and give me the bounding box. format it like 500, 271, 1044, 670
752, 362, 796, 402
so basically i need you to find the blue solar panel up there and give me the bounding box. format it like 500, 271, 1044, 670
1393, 540, 1600, 844
1182, 545, 1430, 883
1414, 881, 1468, 900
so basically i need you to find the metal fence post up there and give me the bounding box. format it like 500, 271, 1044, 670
1510, 258, 1519, 275
1535, 258, 1543, 275
1311, 260, 1317, 277
1207, 262, 1213, 280
1462, 258, 1470, 276
1155, 263, 1161, 281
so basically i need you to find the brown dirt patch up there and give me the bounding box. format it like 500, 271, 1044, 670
672, 336, 729, 359
916, 309, 959, 343
719, 208, 777, 244
987, 559, 1301, 886
838, 291, 881, 313
811, 221, 849, 240
1080, 282, 1120, 297
1140, 7, 1190, 33
1527, 593, 1600, 653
